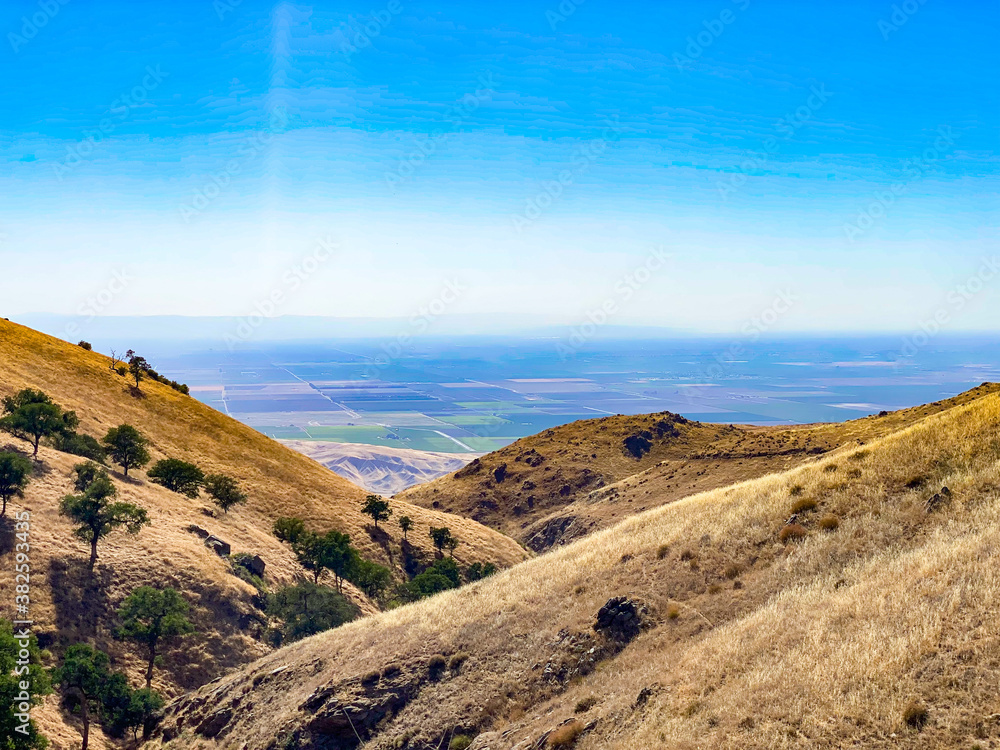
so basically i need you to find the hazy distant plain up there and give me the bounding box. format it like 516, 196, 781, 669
146, 335, 1000, 454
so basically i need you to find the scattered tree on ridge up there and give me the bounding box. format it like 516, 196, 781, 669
0, 618, 51, 750
0, 388, 78, 459
117, 586, 195, 689
429, 526, 455, 557
0, 452, 32, 518
53, 430, 106, 462
54, 644, 110, 750
273, 516, 306, 544
147, 458, 204, 498
350, 558, 393, 600
204, 473, 247, 513
126, 349, 149, 390
292, 530, 357, 590
398, 515, 413, 541
99, 673, 163, 741
102, 424, 150, 477
72, 461, 105, 492
266, 582, 357, 645
465, 561, 498, 582
59, 471, 149, 572
361, 494, 392, 529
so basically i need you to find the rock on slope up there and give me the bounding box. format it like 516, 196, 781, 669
399, 386, 1000, 551
280, 440, 481, 495
151, 385, 1000, 749
0, 319, 527, 747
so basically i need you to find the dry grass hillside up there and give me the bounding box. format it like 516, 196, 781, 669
150, 384, 1000, 750
0, 319, 526, 748
400, 386, 1000, 551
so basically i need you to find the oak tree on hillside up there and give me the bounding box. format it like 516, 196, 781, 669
147, 458, 204, 498
117, 586, 195, 689
349, 558, 393, 600
266, 582, 357, 645
72, 461, 106, 492
0, 451, 32, 518
0, 619, 52, 750
398, 515, 413, 540
59, 473, 149, 572
429, 526, 455, 557
54, 644, 111, 750
99, 673, 164, 741
102, 424, 150, 477
0, 388, 79, 459
126, 350, 149, 390
204, 473, 248, 513
293, 530, 357, 590
273, 516, 306, 544
361, 494, 391, 529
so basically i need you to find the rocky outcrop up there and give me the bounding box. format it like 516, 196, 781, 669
594, 596, 647, 643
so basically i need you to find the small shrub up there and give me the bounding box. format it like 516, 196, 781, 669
667, 603, 681, 620
905, 476, 926, 489
450, 736, 473, 750
903, 700, 929, 730
823, 463, 838, 472
428, 654, 447, 678
707, 583, 722, 595
77, 340, 92, 350
656, 544, 670, 559
574, 696, 597, 713
789, 484, 804, 496
850, 450, 869, 461
790, 497, 818, 513
679, 549, 697, 562
779, 524, 807, 543
448, 652, 469, 672
819, 514, 840, 531
723, 563, 743, 580
547, 721, 583, 747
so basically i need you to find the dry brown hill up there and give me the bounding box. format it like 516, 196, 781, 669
149, 384, 1000, 750
0, 319, 526, 748
399, 386, 1000, 550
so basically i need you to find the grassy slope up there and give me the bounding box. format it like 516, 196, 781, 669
151, 385, 1000, 749
0, 319, 526, 748
399, 387, 999, 550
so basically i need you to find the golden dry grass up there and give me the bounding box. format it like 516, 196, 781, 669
149, 384, 1000, 749
399, 385, 998, 550
0, 319, 527, 747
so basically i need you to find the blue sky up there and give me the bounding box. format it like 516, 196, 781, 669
1, 0, 997, 333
